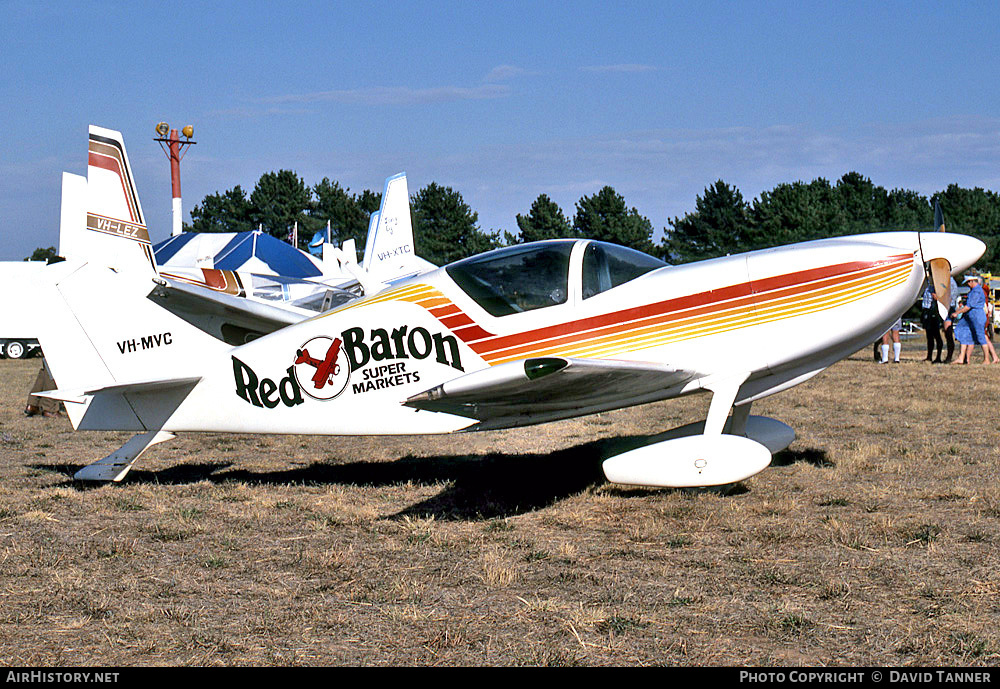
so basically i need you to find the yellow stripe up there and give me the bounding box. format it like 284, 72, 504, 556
484, 262, 913, 363
529, 267, 911, 361
481, 261, 910, 362
319, 283, 441, 317
315, 258, 913, 366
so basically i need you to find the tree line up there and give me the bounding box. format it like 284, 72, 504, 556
183, 169, 1000, 271
185, 169, 659, 266
665, 173, 1000, 270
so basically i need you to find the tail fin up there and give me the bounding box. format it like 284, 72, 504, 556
63, 125, 158, 278
362, 173, 433, 284
36, 258, 227, 430
38, 126, 226, 431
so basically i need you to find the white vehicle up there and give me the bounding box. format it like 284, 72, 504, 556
0, 261, 48, 359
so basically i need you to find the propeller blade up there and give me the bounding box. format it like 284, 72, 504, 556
934, 199, 946, 232
930, 257, 952, 320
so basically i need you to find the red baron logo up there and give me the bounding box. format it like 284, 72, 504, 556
293, 336, 351, 400
233, 325, 463, 407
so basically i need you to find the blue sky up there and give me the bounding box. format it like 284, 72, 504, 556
2, 0, 999, 261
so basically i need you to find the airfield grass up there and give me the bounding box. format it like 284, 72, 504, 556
1, 342, 1000, 666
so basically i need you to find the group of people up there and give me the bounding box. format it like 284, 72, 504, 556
875, 271, 997, 364
910, 271, 998, 365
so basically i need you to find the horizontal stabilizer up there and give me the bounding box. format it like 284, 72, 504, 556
85, 376, 202, 397
36, 376, 201, 432
35, 376, 202, 402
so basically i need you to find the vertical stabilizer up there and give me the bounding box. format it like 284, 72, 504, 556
35, 259, 227, 431
39, 127, 226, 431
58, 172, 87, 259
362, 173, 425, 284
83, 125, 158, 278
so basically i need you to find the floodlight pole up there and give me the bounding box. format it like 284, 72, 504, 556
154, 126, 197, 236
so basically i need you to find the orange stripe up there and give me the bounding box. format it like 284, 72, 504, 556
480, 261, 913, 363
474, 257, 911, 360
316, 253, 915, 367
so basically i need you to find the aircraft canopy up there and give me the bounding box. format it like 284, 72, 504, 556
446, 240, 666, 317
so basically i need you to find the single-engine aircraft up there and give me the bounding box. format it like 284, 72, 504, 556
34, 133, 986, 485
58, 126, 432, 346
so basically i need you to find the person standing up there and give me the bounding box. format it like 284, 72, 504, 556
920, 281, 943, 362
953, 273, 991, 364
941, 276, 958, 363
980, 278, 999, 363
881, 318, 902, 364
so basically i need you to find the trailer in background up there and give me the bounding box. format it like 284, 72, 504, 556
0, 261, 47, 359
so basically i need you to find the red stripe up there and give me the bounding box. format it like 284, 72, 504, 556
88, 152, 137, 223
439, 312, 476, 329
750, 255, 910, 295
451, 324, 494, 342
467, 278, 755, 354
460, 255, 911, 356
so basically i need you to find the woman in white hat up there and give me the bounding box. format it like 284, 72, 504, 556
953, 273, 993, 364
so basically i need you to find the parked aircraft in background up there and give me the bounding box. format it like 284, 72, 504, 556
34, 128, 986, 486
58, 126, 431, 345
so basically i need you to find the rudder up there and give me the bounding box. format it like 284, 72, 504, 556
362, 173, 434, 284
70, 125, 158, 278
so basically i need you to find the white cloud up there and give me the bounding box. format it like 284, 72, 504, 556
385, 116, 1000, 232
484, 65, 526, 83
581, 63, 658, 73
262, 83, 511, 106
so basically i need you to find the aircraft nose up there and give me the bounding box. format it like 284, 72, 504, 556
918, 232, 987, 276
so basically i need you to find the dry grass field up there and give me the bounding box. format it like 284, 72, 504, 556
2, 342, 999, 666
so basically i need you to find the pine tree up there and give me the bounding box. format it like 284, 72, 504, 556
513, 194, 575, 242
412, 182, 499, 265
310, 178, 380, 251
186, 185, 255, 233
573, 186, 654, 252
249, 170, 313, 245
662, 180, 750, 262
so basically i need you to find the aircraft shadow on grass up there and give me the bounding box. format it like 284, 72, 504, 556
35, 436, 831, 521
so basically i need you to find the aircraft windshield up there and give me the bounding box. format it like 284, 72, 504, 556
247, 275, 356, 313
582, 242, 667, 299
446, 242, 573, 316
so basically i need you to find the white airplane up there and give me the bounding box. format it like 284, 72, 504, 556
59, 126, 431, 345
35, 140, 985, 484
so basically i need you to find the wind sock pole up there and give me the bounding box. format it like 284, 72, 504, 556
154, 122, 197, 236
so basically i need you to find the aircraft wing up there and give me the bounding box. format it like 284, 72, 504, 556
148, 277, 304, 340
404, 357, 698, 430
148, 274, 359, 345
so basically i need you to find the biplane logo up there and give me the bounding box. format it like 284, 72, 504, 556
292, 336, 351, 400
233, 324, 464, 407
